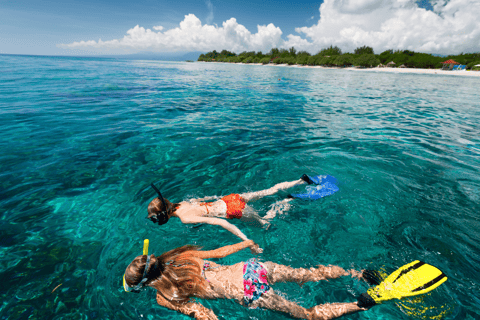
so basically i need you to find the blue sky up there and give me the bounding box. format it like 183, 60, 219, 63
1, 0, 479, 56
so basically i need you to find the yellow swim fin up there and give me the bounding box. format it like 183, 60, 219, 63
358, 260, 447, 308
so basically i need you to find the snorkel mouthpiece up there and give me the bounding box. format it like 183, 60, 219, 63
150, 183, 169, 225
123, 239, 150, 293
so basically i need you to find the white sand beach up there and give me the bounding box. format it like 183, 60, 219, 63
347, 66, 480, 77
263, 63, 480, 77
204, 61, 480, 77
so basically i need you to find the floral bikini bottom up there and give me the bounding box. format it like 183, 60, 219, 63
243, 258, 270, 307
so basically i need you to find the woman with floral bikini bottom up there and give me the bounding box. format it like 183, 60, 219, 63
123, 240, 368, 320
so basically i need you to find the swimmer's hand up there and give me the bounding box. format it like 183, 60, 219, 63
249, 243, 263, 254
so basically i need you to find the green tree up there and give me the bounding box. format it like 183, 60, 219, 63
307, 55, 317, 65
334, 54, 353, 67
269, 48, 280, 57
289, 47, 297, 57
318, 45, 342, 56
318, 56, 334, 66
354, 46, 374, 55
220, 50, 236, 57
466, 60, 480, 70
279, 48, 289, 58
260, 57, 270, 64
297, 51, 311, 57
286, 56, 296, 65
355, 54, 380, 68
296, 55, 308, 65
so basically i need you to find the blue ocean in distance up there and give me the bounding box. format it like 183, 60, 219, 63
1, 54, 480, 319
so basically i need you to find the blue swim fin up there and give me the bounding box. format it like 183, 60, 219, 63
289, 182, 339, 200
301, 174, 338, 186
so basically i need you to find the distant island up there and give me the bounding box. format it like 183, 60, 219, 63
198, 46, 480, 70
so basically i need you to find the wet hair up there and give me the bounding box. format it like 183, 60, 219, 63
124, 246, 207, 301
147, 197, 180, 225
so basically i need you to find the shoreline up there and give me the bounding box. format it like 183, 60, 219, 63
200, 61, 480, 77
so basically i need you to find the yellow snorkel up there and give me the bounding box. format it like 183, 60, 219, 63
123, 239, 150, 292
143, 239, 149, 255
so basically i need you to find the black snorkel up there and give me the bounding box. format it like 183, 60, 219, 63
150, 183, 170, 225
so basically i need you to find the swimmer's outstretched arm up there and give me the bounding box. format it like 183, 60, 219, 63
190, 240, 255, 259
241, 179, 305, 202
156, 292, 218, 320
182, 216, 249, 241
181, 217, 264, 254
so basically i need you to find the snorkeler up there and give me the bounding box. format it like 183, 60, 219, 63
123, 240, 447, 320
147, 174, 328, 253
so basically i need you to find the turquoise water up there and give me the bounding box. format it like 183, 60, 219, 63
1, 54, 480, 319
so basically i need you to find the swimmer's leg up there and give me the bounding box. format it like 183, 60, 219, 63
263, 198, 293, 220
263, 262, 361, 285
241, 179, 305, 202
253, 290, 365, 320
241, 205, 270, 227
308, 302, 366, 320
252, 290, 309, 319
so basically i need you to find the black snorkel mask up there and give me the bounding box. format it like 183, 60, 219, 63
150, 183, 169, 225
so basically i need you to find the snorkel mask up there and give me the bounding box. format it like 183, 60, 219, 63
123, 239, 150, 293
150, 183, 170, 225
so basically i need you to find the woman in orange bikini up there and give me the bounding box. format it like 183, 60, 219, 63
147, 175, 316, 253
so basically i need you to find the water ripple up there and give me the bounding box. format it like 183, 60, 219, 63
1, 55, 480, 319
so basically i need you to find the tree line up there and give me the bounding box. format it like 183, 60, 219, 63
197, 46, 480, 70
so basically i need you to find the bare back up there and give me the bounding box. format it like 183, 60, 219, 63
190, 257, 245, 301
175, 200, 228, 221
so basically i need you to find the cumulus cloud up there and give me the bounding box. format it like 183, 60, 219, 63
291, 0, 480, 54
59, 14, 283, 53
59, 0, 480, 55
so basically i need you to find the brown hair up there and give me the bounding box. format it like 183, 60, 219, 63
147, 197, 180, 220
124, 245, 207, 301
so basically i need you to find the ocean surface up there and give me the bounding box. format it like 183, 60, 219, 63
1, 54, 480, 320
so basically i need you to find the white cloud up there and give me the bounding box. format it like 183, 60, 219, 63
60, 14, 283, 54
59, 0, 480, 55
291, 0, 480, 54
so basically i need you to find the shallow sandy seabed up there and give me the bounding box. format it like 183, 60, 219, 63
205, 61, 480, 77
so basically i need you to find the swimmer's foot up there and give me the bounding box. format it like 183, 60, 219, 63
263, 221, 271, 230
308, 302, 367, 320
301, 174, 338, 186
259, 218, 271, 230
357, 293, 377, 309
301, 174, 314, 184
362, 269, 383, 286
